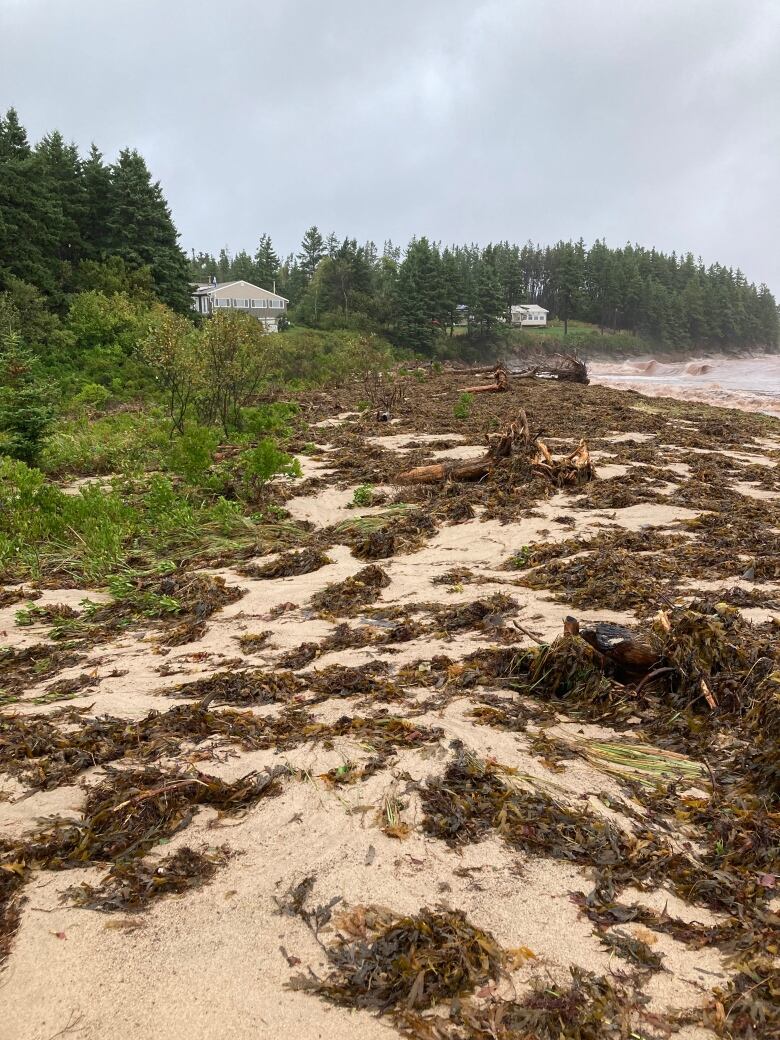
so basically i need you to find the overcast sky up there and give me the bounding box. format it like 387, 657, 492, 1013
2, 0, 779, 290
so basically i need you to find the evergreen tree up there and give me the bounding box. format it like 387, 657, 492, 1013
297, 225, 325, 282
81, 144, 113, 259
107, 149, 191, 312
254, 234, 279, 288
36, 130, 87, 273
0, 109, 63, 295
395, 238, 446, 353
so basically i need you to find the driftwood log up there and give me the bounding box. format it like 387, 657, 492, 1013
396, 412, 530, 484
463, 364, 510, 394
457, 353, 588, 385
396, 412, 594, 487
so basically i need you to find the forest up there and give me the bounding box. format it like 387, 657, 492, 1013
192, 231, 779, 355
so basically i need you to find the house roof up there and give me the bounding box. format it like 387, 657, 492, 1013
512, 303, 549, 312
192, 280, 289, 302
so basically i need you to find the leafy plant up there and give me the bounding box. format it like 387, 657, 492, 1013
166, 425, 220, 484
453, 392, 473, 420
0, 332, 57, 465
351, 484, 374, 507
239, 439, 301, 501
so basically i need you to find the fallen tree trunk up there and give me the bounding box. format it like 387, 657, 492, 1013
397, 412, 529, 484
396, 412, 593, 488
463, 365, 510, 394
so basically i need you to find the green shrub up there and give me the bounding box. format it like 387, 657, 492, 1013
0, 457, 252, 585
453, 392, 474, 420
71, 382, 112, 411
166, 425, 220, 484
0, 334, 57, 466
41, 411, 171, 477
241, 402, 299, 439
239, 439, 302, 501
352, 484, 374, 507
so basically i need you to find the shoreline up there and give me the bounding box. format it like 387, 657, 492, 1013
2, 374, 779, 1040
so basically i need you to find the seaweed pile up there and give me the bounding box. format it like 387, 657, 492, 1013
309, 564, 391, 615
238, 547, 332, 580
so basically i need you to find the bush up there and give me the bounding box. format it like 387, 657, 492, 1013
241, 402, 299, 439
453, 392, 474, 420
352, 484, 374, 507
239, 439, 301, 501
0, 456, 252, 585
41, 410, 171, 477
0, 333, 57, 465
166, 425, 220, 484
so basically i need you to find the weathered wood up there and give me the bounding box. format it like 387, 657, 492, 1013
463, 365, 510, 394
397, 411, 534, 484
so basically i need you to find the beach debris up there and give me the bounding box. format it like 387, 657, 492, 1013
309, 564, 391, 615
35, 764, 283, 867
289, 905, 506, 1011
396, 411, 594, 488
397, 413, 532, 484
65, 845, 232, 913
238, 547, 332, 580
564, 616, 661, 680
462, 362, 511, 394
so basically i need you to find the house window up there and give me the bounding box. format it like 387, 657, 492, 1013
243, 299, 249, 308
260, 299, 267, 308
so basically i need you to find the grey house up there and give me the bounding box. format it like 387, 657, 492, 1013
191, 279, 288, 332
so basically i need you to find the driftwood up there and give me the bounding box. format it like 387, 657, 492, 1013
512, 353, 589, 384
396, 412, 594, 487
397, 412, 530, 484
532, 438, 593, 487
463, 364, 510, 394
455, 354, 588, 385
363, 370, 406, 421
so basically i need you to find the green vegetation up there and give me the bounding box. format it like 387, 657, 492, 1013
193, 228, 779, 355
454, 392, 474, 420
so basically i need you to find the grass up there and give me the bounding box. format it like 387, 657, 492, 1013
0, 455, 302, 585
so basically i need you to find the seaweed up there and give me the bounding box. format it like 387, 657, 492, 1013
35, 764, 283, 867
162, 668, 305, 707
291, 905, 506, 1011
236, 630, 273, 654
238, 547, 332, 580
278, 641, 319, 669
65, 845, 231, 912
310, 564, 391, 615
599, 929, 664, 972
304, 661, 404, 702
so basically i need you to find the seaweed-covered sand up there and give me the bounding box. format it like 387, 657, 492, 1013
2, 372, 779, 1040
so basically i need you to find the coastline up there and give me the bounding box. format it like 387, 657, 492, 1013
2, 374, 779, 1040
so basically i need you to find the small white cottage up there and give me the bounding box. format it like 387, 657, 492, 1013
510, 304, 548, 327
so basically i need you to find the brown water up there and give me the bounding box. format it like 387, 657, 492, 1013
589, 354, 780, 417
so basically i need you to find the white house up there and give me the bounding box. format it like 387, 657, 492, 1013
510, 304, 548, 327
191, 279, 288, 332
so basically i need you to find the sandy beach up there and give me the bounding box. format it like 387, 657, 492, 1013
2, 372, 779, 1040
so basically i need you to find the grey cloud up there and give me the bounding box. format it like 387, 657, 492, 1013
1, 0, 778, 289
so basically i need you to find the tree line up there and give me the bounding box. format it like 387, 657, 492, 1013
0, 108, 190, 312
193, 232, 778, 354
0, 109, 776, 357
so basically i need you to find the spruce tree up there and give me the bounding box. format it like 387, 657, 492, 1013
253, 234, 279, 288
107, 148, 191, 312
35, 130, 87, 271
0, 109, 63, 295
297, 226, 325, 282
81, 144, 113, 259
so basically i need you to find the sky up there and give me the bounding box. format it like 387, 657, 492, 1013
1, 0, 779, 292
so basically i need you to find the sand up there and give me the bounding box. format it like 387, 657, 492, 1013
5, 385, 780, 1040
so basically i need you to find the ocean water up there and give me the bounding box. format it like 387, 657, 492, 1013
589, 354, 780, 417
